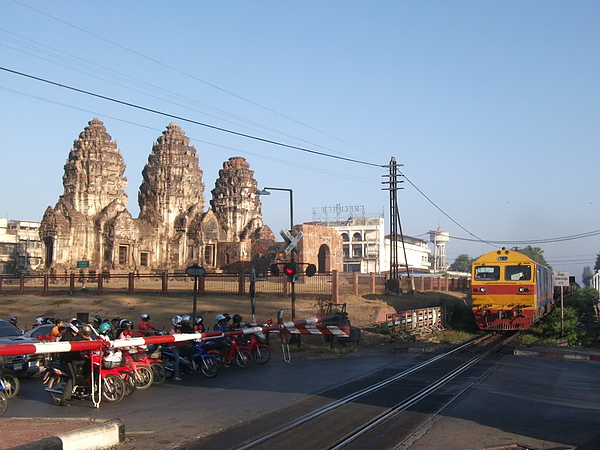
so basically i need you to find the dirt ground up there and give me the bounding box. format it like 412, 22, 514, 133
0, 290, 469, 351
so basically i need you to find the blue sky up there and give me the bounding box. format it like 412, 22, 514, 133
0, 1, 598, 282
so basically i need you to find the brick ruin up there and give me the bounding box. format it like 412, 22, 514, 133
39, 119, 343, 275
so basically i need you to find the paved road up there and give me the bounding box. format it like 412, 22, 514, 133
2, 346, 600, 449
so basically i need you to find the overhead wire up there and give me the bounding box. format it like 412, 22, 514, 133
11, 0, 368, 159
0, 66, 382, 168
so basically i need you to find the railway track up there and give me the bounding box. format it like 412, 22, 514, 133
183, 333, 517, 450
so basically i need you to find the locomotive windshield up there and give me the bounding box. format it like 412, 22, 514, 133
474, 266, 500, 281
505, 265, 532, 281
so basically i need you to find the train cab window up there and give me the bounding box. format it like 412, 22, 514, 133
474, 266, 500, 281
505, 265, 531, 281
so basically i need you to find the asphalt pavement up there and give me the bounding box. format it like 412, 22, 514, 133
2, 344, 600, 449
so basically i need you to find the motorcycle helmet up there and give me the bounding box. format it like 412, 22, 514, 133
119, 319, 132, 330
195, 316, 204, 326
70, 319, 83, 328
223, 313, 231, 322
93, 315, 102, 326
9, 316, 17, 325
141, 313, 150, 321
172, 315, 183, 327
102, 318, 112, 324
181, 314, 192, 326
67, 322, 79, 334
232, 314, 243, 324
81, 324, 93, 337
35, 317, 44, 326
98, 322, 112, 335
215, 314, 225, 323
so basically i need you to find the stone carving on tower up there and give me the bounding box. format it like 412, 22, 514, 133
40, 118, 132, 270
138, 123, 206, 268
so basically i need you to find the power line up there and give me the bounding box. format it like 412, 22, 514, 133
0, 66, 382, 168
451, 230, 600, 245
11, 0, 368, 158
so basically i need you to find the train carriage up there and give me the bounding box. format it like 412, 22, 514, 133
471, 248, 554, 331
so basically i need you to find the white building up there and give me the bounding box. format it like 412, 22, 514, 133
307, 216, 431, 274
0, 219, 43, 275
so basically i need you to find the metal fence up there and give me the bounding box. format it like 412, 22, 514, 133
0, 271, 469, 300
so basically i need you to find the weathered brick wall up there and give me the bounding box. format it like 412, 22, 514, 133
296, 224, 343, 273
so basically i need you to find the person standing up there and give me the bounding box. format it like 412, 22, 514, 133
168, 316, 183, 382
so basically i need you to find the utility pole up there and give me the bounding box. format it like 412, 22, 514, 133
382, 157, 412, 293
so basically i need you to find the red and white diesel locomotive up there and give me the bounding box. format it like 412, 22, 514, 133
471, 248, 554, 331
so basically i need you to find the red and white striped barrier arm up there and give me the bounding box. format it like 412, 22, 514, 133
0, 314, 350, 356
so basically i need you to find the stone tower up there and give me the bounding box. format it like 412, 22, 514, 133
138, 123, 205, 268
40, 118, 129, 268
211, 157, 263, 242
210, 157, 265, 270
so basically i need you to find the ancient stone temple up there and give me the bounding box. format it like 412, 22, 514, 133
40, 119, 280, 274
40, 118, 131, 270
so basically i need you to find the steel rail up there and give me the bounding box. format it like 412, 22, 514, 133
238, 333, 505, 449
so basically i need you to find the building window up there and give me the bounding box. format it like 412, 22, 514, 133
118, 245, 128, 265
204, 244, 215, 266
188, 245, 195, 260
140, 252, 149, 267
352, 245, 362, 258
341, 233, 349, 242
352, 232, 362, 242
343, 246, 350, 258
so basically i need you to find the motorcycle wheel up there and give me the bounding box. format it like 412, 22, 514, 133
102, 374, 125, 403
133, 366, 153, 390
45, 375, 66, 404
235, 349, 253, 368
163, 358, 174, 379
120, 371, 137, 397
253, 346, 271, 365
0, 372, 20, 399
0, 391, 7, 416
200, 357, 219, 378
151, 362, 166, 385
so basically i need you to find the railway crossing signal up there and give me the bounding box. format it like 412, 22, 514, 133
283, 261, 298, 281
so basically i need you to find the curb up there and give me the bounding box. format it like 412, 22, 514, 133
8, 419, 124, 450
513, 349, 600, 361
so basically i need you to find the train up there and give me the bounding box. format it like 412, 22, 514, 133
470, 248, 555, 331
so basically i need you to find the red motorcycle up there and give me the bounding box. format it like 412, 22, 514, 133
220, 336, 252, 368
44, 350, 127, 405
246, 332, 270, 365
121, 346, 154, 390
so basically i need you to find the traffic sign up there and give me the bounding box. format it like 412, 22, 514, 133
553, 271, 569, 287
185, 265, 206, 278
280, 229, 303, 254
76, 260, 89, 269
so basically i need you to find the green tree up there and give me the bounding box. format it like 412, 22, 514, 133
594, 253, 600, 273
582, 266, 593, 288
449, 254, 473, 273
511, 245, 551, 269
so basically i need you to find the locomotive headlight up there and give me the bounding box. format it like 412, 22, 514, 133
479, 287, 486, 293
518, 287, 529, 293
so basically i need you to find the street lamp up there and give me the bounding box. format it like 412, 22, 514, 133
256, 187, 293, 232
256, 186, 297, 319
